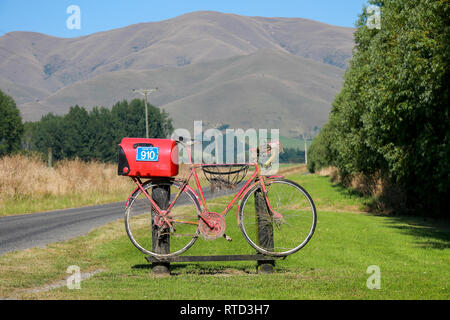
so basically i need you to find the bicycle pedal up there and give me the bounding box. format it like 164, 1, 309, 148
224, 234, 233, 242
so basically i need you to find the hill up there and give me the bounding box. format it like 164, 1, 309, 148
19, 49, 344, 136
0, 11, 353, 135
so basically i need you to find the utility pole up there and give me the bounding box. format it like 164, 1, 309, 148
298, 128, 308, 165
304, 135, 308, 165
133, 88, 158, 138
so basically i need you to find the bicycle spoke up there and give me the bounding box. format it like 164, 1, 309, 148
172, 233, 199, 238
239, 179, 316, 256
125, 181, 201, 257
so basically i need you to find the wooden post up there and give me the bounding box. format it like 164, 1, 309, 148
255, 188, 275, 274
151, 183, 171, 274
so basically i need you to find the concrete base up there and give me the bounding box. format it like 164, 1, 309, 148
257, 261, 275, 274
152, 263, 170, 275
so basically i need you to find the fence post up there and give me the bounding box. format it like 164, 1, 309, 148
254, 188, 275, 273
48, 147, 52, 168
151, 183, 171, 274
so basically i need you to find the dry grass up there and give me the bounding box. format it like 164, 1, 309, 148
0, 155, 307, 216
316, 166, 340, 180
0, 154, 134, 215
316, 166, 381, 196
315, 166, 408, 214
278, 164, 307, 176
0, 154, 131, 199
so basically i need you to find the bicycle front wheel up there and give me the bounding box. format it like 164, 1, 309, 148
125, 180, 201, 258
239, 178, 317, 257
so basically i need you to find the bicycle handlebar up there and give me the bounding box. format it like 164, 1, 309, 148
175, 136, 283, 167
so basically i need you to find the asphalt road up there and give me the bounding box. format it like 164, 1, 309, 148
0, 201, 126, 255
0, 171, 309, 256
0, 185, 238, 256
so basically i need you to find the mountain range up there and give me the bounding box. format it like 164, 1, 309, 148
0, 11, 354, 137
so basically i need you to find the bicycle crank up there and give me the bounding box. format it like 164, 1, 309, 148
198, 212, 226, 240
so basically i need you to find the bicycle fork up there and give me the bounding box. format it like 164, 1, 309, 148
131, 177, 174, 229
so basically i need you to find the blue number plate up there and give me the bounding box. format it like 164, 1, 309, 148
136, 147, 159, 162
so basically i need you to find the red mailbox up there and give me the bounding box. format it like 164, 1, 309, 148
118, 138, 178, 177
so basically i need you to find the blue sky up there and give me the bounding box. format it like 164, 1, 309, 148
0, 0, 369, 38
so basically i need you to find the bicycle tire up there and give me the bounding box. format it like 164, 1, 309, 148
125, 180, 202, 258
239, 178, 317, 257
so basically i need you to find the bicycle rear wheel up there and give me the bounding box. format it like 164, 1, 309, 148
239, 178, 317, 257
125, 180, 201, 258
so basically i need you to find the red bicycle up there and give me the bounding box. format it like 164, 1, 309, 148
122, 137, 317, 258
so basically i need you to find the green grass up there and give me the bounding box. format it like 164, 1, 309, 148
0, 173, 448, 300
279, 136, 313, 150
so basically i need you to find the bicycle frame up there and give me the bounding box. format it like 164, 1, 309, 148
126, 140, 283, 229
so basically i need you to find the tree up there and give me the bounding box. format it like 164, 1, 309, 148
31, 113, 65, 161
29, 99, 174, 163
308, 0, 449, 216
86, 106, 116, 162
307, 122, 336, 173
110, 98, 173, 141
61, 105, 92, 160
0, 89, 24, 156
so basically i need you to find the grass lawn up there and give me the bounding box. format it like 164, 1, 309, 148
0, 173, 448, 300
279, 135, 312, 150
